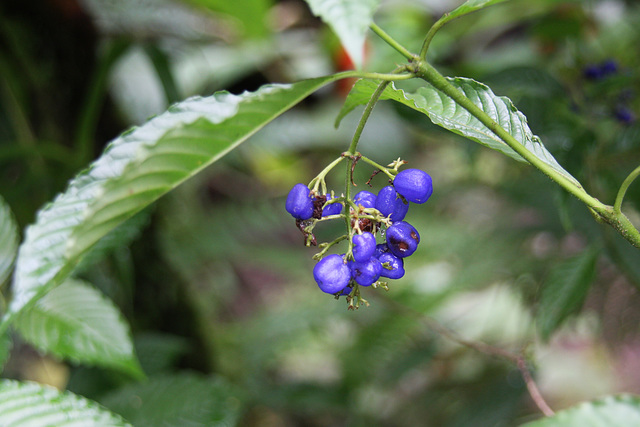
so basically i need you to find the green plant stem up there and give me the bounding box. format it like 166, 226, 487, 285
358, 155, 395, 179
369, 23, 416, 61
336, 70, 414, 81
347, 81, 391, 155
414, 61, 596, 204
310, 156, 345, 193
419, 15, 448, 60
614, 165, 640, 214
413, 60, 640, 248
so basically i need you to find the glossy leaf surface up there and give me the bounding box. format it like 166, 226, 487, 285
4, 76, 338, 331
337, 78, 579, 186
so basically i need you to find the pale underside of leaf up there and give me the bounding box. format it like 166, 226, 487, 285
6, 76, 337, 329
304, 0, 380, 69
14, 279, 142, 377
0, 379, 132, 427
337, 78, 579, 187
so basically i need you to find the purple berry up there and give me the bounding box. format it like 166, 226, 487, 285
322, 194, 343, 216
313, 254, 351, 294
285, 183, 314, 220
352, 232, 376, 262
394, 169, 433, 204
583, 64, 603, 80
349, 257, 382, 286
615, 107, 635, 124
378, 252, 405, 279
374, 243, 390, 258
353, 191, 376, 209
386, 221, 420, 258
376, 186, 409, 222
600, 59, 618, 76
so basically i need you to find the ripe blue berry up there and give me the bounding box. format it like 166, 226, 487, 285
600, 59, 618, 76
386, 221, 420, 258
313, 254, 351, 294
583, 64, 603, 80
352, 232, 376, 262
374, 243, 390, 258
378, 252, 405, 279
615, 107, 635, 124
376, 186, 409, 222
394, 169, 433, 204
286, 183, 314, 220
349, 257, 382, 286
322, 194, 343, 216
353, 191, 376, 209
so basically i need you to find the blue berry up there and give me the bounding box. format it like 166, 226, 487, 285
376, 186, 409, 222
374, 243, 390, 258
352, 232, 376, 262
350, 257, 382, 286
378, 252, 405, 279
353, 190, 376, 209
386, 221, 420, 258
600, 59, 618, 76
313, 254, 351, 294
615, 107, 635, 124
285, 183, 314, 220
583, 64, 603, 80
394, 169, 433, 204
322, 194, 343, 216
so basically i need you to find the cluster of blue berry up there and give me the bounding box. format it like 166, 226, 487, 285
582, 59, 635, 125
285, 166, 433, 305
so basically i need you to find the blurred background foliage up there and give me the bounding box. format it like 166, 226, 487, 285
1, 0, 640, 425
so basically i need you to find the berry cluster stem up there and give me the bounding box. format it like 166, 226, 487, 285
359, 155, 395, 180
310, 156, 345, 193
346, 80, 392, 156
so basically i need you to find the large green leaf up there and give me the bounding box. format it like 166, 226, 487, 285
440, 0, 511, 26
0, 379, 132, 426
337, 78, 579, 186
0, 194, 18, 285
3, 76, 338, 331
100, 373, 243, 427
521, 394, 640, 427
304, 0, 380, 69
536, 247, 598, 340
14, 279, 142, 377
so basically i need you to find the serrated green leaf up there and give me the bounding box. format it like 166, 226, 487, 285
14, 278, 143, 378
3, 76, 338, 331
337, 78, 579, 186
441, 0, 511, 25
100, 373, 243, 427
536, 247, 598, 340
521, 394, 640, 427
304, 0, 380, 69
0, 379, 132, 426
0, 194, 19, 285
